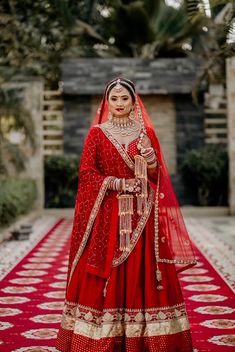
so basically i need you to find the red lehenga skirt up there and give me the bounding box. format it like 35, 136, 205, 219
56, 206, 194, 352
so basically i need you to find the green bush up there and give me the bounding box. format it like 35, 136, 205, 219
44, 155, 80, 208
181, 145, 228, 206
0, 177, 37, 226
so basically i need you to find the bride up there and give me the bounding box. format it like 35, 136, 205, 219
56, 77, 197, 352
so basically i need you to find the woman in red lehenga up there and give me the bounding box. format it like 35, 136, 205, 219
56, 77, 197, 352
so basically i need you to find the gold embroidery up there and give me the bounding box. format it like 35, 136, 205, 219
154, 170, 160, 263
66, 301, 186, 313
61, 301, 77, 331
73, 316, 190, 339
158, 258, 197, 265
68, 176, 114, 285
60, 301, 190, 339
112, 187, 154, 266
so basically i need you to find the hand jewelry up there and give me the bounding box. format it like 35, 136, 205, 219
137, 132, 151, 151
137, 133, 157, 168
125, 179, 141, 193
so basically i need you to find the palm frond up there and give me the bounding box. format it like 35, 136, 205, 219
1, 138, 25, 174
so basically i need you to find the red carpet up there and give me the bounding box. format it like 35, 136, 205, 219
0, 218, 234, 351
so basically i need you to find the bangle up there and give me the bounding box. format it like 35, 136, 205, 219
109, 177, 122, 191
114, 178, 119, 191
147, 161, 157, 169
122, 178, 126, 192
140, 147, 157, 166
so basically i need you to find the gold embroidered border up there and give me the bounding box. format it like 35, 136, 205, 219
112, 187, 154, 267
64, 300, 187, 314
68, 176, 114, 285
98, 125, 135, 171
158, 258, 197, 265
154, 169, 161, 265
60, 301, 190, 339
73, 316, 190, 339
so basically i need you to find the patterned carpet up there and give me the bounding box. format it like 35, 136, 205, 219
0, 216, 234, 351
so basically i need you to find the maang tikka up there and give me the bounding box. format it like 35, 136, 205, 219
113, 78, 123, 93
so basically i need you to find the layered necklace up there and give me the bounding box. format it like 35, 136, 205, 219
107, 114, 140, 137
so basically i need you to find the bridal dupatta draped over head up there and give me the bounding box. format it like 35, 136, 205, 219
67, 77, 197, 290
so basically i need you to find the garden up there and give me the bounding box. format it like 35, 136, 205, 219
0, 0, 234, 227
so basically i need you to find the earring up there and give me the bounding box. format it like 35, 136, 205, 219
129, 107, 135, 120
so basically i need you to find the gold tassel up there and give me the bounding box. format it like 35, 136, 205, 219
134, 155, 148, 215
117, 194, 133, 251
156, 263, 163, 290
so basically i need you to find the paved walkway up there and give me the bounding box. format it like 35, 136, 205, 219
186, 216, 235, 251
0, 214, 234, 351
0, 213, 234, 287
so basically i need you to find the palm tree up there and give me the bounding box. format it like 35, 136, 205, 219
66, 0, 234, 96
1, 0, 233, 85
99, 0, 207, 58
65, 0, 234, 61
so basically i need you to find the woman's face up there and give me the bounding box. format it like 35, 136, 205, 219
108, 86, 133, 118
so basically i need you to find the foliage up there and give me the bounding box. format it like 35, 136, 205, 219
44, 155, 80, 208
0, 87, 36, 174
0, 177, 37, 226
181, 144, 228, 205
69, 1, 234, 60
0, 1, 234, 87
0, 0, 67, 86
0, 0, 106, 86
98, 0, 205, 58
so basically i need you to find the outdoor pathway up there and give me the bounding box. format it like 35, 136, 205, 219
0, 214, 233, 351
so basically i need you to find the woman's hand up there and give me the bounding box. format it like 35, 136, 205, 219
137, 133, 152, 152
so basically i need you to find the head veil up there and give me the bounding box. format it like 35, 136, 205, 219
91, 77, 197, 274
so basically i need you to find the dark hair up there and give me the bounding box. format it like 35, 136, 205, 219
105, 77, 136, 101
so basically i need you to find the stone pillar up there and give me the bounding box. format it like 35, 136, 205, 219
226, 57, 235, 215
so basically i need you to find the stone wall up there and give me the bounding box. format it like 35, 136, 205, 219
62, 57, 203, 95
64, 95, 91, 155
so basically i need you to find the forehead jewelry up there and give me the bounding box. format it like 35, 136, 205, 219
113, 78, 123, 93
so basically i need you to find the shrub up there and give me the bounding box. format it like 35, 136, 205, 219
0, 177, 37, 226
181, 145, 228, 206
44, 155, 80, 208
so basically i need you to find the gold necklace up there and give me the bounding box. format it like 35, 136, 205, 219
107, 118, 140, 137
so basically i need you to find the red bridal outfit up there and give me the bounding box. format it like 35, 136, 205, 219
56, 91, 197, 352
